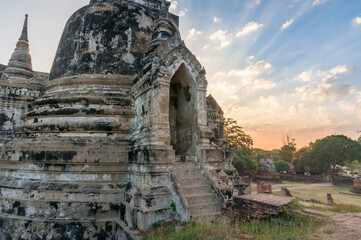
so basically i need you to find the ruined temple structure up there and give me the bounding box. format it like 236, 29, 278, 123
0, 0, 247, 238
350, 166, 361, 195
254, 157, 282, 183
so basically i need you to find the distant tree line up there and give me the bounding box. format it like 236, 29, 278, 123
224, 118, 361, 176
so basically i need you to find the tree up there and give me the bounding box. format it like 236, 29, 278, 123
346, 160, 360, 176
224, 118, 256, 173
292, 146, 314, 172
311, 135, 361, 173
279, 135, 297, 163
274, 160, 290, 173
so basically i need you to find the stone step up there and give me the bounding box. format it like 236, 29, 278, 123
191, 212, 222, 223
186, 194, 218, 205
174, 168, 204, 178
182, 185, 212, 195
179, 177, 207, 187
188, 203, 220, 216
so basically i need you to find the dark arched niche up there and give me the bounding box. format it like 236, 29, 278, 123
169, 64, 198, 156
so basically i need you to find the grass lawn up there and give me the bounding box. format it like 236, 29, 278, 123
280, 185, 361, 206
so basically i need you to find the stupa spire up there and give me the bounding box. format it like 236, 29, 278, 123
3, 14, 34, 82
20, 14, 29, 42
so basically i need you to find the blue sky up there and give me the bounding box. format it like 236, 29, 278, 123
1, 0, 361, 149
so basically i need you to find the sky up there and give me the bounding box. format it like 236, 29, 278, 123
1, 0, 361, 150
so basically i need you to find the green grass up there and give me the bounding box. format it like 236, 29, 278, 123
285, 185, 361, 206
240, 212, 327, 240
329, 204, 361, 213
143, 207, 327, 240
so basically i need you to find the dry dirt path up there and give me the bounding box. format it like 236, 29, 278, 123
302, 208, 361, 240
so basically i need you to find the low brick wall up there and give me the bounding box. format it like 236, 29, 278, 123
333, 176, 355, 186
280, 174, 328, 183
280, 174, 355, 186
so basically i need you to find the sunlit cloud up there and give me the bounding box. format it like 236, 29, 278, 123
236, 22, 264, 37
249, 0, 261, 8
281, 18, 294, 30
213, 58, 276, 91
186, 28, 202, 41
289, 103, 307, 114
295, 70, 313, 82
352, 16, 361, 26
214, 16, 221, 23
258, 96, 283, 114
337, 101, 361, 121
210, 30, 232, 49
196, 56, 210, 64
178, 8, 189, 17
312, 0, 329, 6
330, 65, 353, 75
169, 0, 178, 11
291, 65, 355, 101
313, 106, 333, 125
202, 44, 210, 50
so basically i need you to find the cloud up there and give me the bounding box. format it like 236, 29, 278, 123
226, 60, 273, 78
296, 70, 313, 82
202, 44, 210, 50
214, 17, 221, 23
337, 101, 361, 121
312, 106, 333, 125
338, 101, 358, 114
169, 0, 178, 11
312, 0, 329, 6
258, 96, 283, 114
352, 16, 361, 26
281, 18, 294, 30
196, 56, 210, 64
249, 0, 261, 8
210, 30, 232, 49
178, 8, 188, 17
214, 58, 276, 91
289, 103, 307, 114
236, 22, 264, 37
245, 55, 255, 63
330, 65, 353, 75
186, 28, 202, 40
290, 65, 355, 101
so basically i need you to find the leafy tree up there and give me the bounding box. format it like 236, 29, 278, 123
274, 160, 290, 173
346, 160, 360, 176
311, 135, 361, 173
279, 135, 297, 163
292, 146, 314, 172
224, 118, 256, 173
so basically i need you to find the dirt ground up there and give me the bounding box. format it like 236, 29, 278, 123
271, 182, 361, 240
302, 208, 361, 240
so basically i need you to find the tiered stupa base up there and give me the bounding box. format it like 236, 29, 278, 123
350, 177, 361, 195
254, 170, 282, 184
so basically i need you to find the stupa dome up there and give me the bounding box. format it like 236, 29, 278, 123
49, 0, 178, 80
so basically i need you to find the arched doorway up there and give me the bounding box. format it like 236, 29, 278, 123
169, 64, 198, 157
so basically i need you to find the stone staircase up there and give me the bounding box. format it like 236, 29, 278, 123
174, 161, 221, 220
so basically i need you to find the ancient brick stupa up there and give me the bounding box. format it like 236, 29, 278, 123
254, 157, 282, 183
350, 166, 361, 194
0, 0, 246, 238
